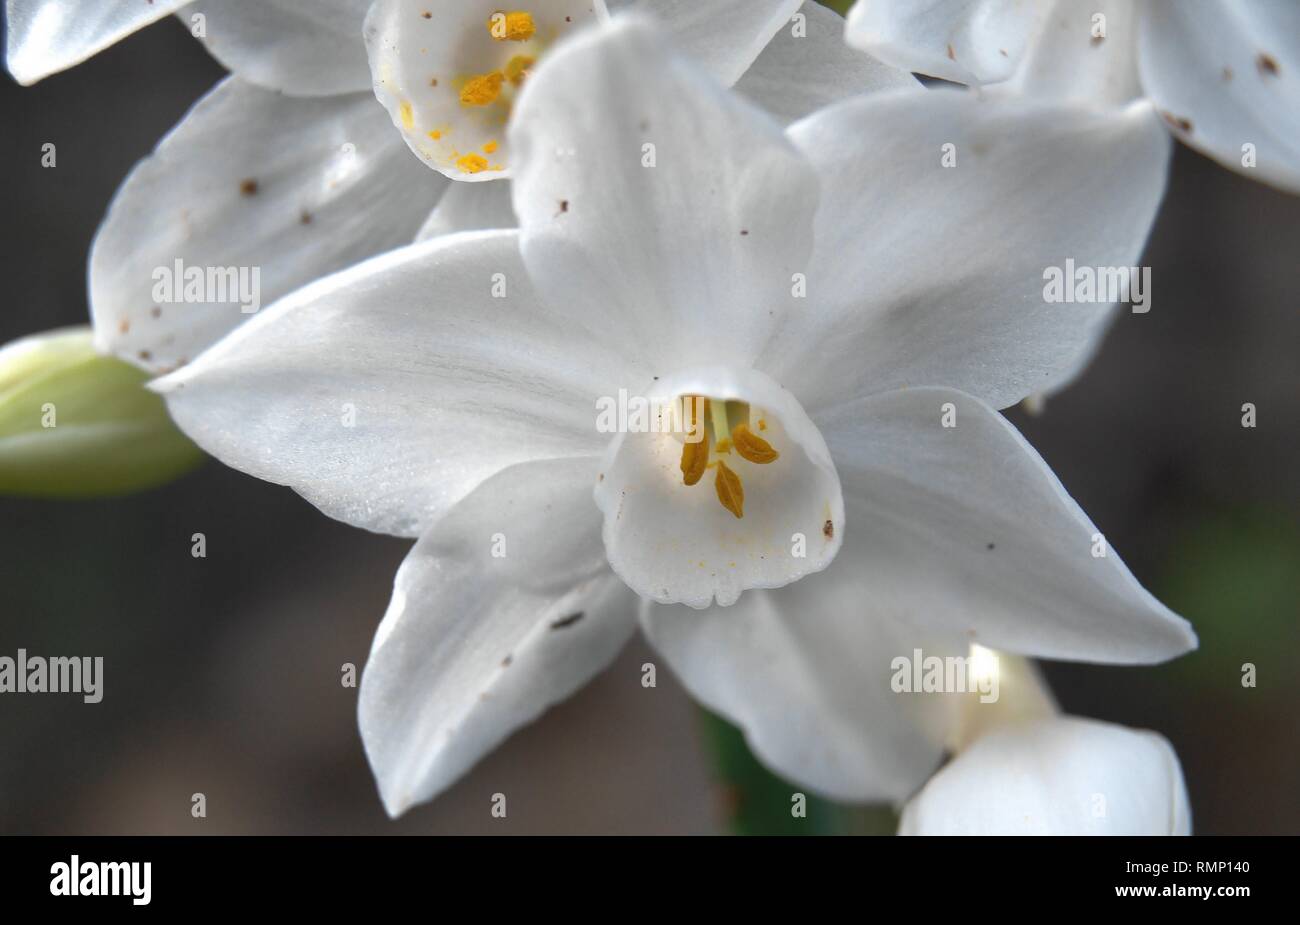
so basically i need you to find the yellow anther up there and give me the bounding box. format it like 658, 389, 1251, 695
459, 71, 503, 107
457, 153, 489, 173
487, 11, 536, 42
732, 424, 779, 465
680, 437, 708, 487
714, 459, 745, 519
504, 54, 535, 86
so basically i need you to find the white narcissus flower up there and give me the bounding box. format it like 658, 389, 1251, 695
151, 17, 1195, 815
902, 648, 1191, 835
845, 0, 1300, 192
6, 1, 915, 375
901, 716, 1192, 836
366, 0, 915, 181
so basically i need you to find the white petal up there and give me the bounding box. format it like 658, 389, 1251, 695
595, 366, 844, 609
626, 0, 803, 87
90, 77, 448, 375
154, 229, 648, 537
416, 178, 517, 241
899, 716, 1191, 835
361, 458, 636, 816
844, 0, 1044, 85
947, 649, 1058, 752
763, 88, 1171, 411
186, 0, 373, 96
735, 0, 919, 125
5, 0, 189, 85
995, 0, 1141, 107
1139, 0, 1300, 193
641, 533, 969, 803
511, 16, 818, 372
816, 387, 1197, 664
365, 0, 607, 181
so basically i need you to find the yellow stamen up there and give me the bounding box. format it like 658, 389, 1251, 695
504, 54, 535, 86
457, 153, 489, 173
459, 71, 503, 107
680, 438, 708, 486
732, 424, 779, 465
714, 459, 744, 519
487, 11, 536, 42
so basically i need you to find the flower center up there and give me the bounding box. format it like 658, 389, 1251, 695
678, 397, 780, 519
593, 366, 844, 609
366, 1, 604, 180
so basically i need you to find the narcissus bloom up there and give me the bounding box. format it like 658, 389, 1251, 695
900, 648, 1190, 836
154, 18, 1194, 814
901, 716, 1191, 835
845, 0, 1300, 191
5, 0, 912, 374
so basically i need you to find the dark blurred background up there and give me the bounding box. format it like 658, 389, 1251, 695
1, 9, 1296, 835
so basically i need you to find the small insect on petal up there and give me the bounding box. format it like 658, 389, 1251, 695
714, 459, 744, 519
732, 423, 778, 465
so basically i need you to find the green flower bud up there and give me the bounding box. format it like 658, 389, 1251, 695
0, 327, 203, 497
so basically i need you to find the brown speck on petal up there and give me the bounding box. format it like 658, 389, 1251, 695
946, 43, 956, 61
118, 318, 130, 334
150, 306, 162, 318
739, 229, 749, 236
501, 654, 513, 667
550, 612, 584, 630
299, 210, 313, 225
1222, 66, 1234, 81
138, 350, 152, 361
1257, 52, 1279, 77
239, 178, 259, 196
823, 520, 834, 540
1090, 34, 1104, 47
1161, 111, 1193, 133
421, 10, 431, 18
430, 77, 438, 86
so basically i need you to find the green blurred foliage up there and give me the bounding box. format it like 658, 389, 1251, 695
0, 327, 203, 497
817, 0, 855, 16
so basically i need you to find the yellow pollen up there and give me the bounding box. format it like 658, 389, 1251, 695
399, 100, 414, 130
732, 424, 779, 465
504, 54, 535, 86
483, 140, 499, 154
459, 71, 504, 107
457, 153, 489, 173
428, 129, 443, 140
714, 459, 744, 519
487, 11, 536, 42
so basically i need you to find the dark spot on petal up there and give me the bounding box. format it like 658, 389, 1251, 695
501, 654, 513, 667
430, 77, 438, 86
118, 318, 130, 334
823, 520, 834, 539
421, 11, 431, 19
1160, 111, 1193, 133
1090, 35, 1104, 47
138, 350, 152, 361
550, 611, 584, 630
999, 48, 1008, 57
986, 542, 995, 550
150, 306, 162, 318
1257, 52, 1279, 77
557, 199, 569, 215
300, 209, 313, 224
1222, 66, 1234, 81
239, 178, 259, 196
739, 229, 749, 236
946, 43, 956, 61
